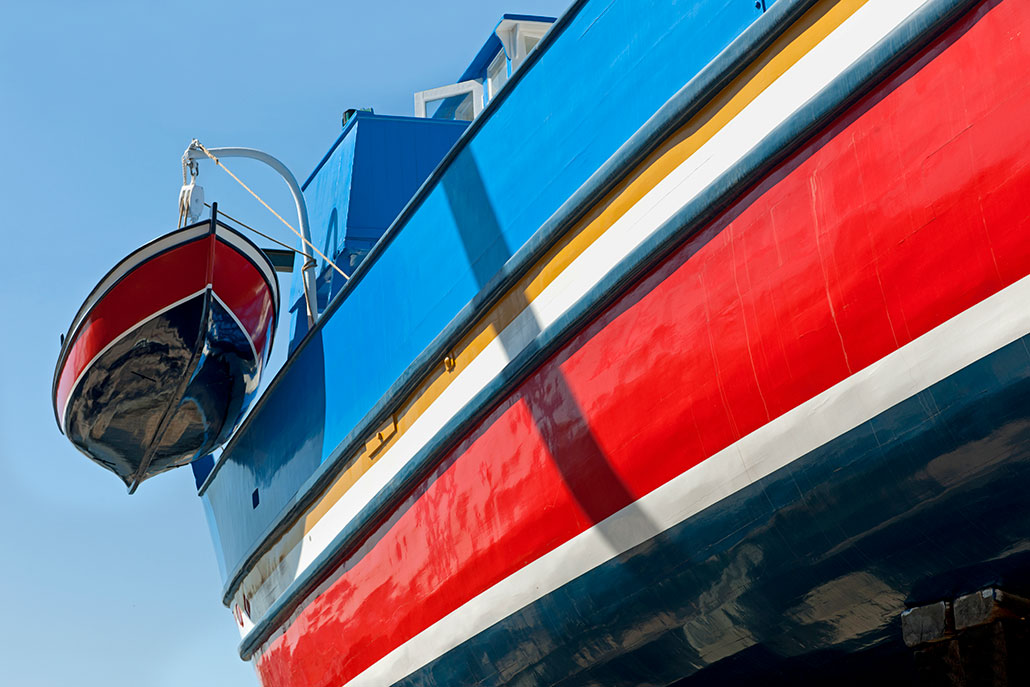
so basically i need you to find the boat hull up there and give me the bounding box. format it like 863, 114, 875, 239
266, 341, 1030, 686
54, 218, 278, 489
241, 0, 1030, 684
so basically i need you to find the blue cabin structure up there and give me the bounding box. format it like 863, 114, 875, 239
416, 14, 556, 121
289, 113, 469, 349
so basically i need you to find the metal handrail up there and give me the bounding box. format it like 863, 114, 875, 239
185, 144, 319, 327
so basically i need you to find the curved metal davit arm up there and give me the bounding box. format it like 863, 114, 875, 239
186, 144, 319, 327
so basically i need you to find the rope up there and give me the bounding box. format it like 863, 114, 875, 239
190, 140, 349, 280
203, 202, 317, 261
179, 152, 200, 229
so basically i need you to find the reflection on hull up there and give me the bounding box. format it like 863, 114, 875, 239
391, 337, 1030, 687
64, 294, 258, 487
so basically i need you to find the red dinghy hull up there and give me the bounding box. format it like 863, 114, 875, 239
53, 214, 279, 490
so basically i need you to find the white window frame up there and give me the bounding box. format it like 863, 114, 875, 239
413, 79, 484, 120
486, 50, 509, 101
497, 19, 552, 73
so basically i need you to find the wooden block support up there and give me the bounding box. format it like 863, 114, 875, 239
902, 601, 953, 647
954, 588, 1030, 631
904, 588, 1030, 687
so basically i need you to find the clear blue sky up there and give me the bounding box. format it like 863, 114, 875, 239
0, 1, 569, 684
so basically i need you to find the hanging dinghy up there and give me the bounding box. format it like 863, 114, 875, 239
52, 205, 279, 492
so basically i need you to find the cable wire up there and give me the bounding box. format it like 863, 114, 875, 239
203, 202, 317, 262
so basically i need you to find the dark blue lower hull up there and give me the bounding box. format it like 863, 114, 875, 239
66, 294, 258, 488
394, 336, 1030, 686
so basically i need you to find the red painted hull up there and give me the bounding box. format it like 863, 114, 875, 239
254, 2, 1030, 685
53, 218, 278, 488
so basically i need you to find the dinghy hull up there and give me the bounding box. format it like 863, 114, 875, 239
53, 216, 279, 490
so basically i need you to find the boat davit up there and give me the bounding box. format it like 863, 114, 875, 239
52, 205, 279, 492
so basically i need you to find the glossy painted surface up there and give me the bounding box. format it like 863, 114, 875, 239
252, 1, 1030, 683
213, 236, 277, 363
225, 0, 862, 617
388, 336, 1030, 687
55, 222, 277, 488
202, 0, 771, 575
54, 236, 210, 424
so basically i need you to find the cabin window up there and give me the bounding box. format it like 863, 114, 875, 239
413, 17, 553, 121
487, 51, 509, 101
453, 93, 476, 121
425, 91, 476, 121
414, 79, 484, 121
507, 22, 550, 72
520, 34, 541, 59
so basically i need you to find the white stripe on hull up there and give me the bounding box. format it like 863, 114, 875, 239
214, 224, 280, 304
211, 291, 264, 380
338, 260, 1030, 687
61, 287, 211, 431
61, 285, 265, 431
65, 225, 211, 345
238, 0, 934, 628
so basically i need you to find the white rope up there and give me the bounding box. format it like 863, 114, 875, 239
189, 140, 349, 279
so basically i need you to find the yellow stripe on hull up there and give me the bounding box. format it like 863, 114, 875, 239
241, 0, 870, 606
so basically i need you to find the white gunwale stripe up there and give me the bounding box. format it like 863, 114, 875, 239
238, 0, 930, 625
65, 225, 211, 345
210, 291, 263, 373
214, 225, 280, 304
